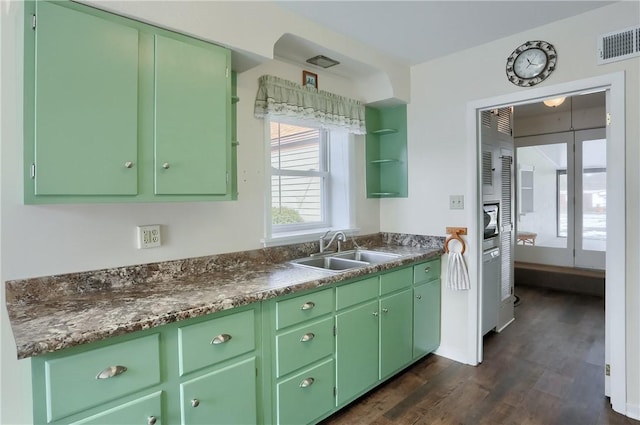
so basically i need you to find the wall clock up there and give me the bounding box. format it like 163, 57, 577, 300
506, 41, 557, 87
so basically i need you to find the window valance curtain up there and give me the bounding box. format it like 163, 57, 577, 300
254, 75, 366, 135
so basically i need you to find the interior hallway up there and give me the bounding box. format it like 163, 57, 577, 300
322, 285, 639, 425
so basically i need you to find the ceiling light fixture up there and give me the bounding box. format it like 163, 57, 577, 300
306, 55, 340, 69
543, 97, 566, 107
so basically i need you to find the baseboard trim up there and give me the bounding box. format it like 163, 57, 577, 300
626, 403, 640, 420
434, 345, 475, 366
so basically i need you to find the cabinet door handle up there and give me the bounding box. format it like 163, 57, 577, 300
96, 365, 127, 380
416, 294, 422, 300
191, 399, 200, 408
372, 311, 379, 317
162, 162, 170, 169
382, 308, 389, 313
147, 416, 157, 425
211, 333, 232, 345
299, 377, 315, 388
124, 161, 134, 169
300, 301, 315, 310
300, 332, 315, 342
424, 267, 431, 273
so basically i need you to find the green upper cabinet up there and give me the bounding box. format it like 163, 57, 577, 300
32, 1, 139, 196
24, 1, 234, 203
154, 34, 229, 195
365, 104, 408, 198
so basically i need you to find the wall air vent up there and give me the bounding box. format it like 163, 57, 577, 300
597, 25, 640, 64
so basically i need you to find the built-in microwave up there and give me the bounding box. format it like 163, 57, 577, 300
483, 203, 499, 240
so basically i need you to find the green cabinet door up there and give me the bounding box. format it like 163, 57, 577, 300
33, 1, 139, 195
413, 280, 441, 358
180, 357, 257, 425
335, 299, 379, 405
154, 34, 229, 195
379, 289, 413, 379
70, 392, 162, 425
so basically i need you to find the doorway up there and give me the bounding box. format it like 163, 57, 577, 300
469, 72, 626, 415
514, 93, 606, 270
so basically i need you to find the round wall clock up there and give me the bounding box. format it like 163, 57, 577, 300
506, 41, 557, 87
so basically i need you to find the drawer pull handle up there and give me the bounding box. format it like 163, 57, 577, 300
416, 294, 422, 300
147, 416, 157, 425
211, 333, 232, 345
299, 377, 315, 388
124, 161, 134, 169
300, 332, 315, 342
382, 308, 389, 313
301, 301, 315, 310
162, 162, 170, 169
96, 365, 127, 380
424, 267, 431, 273
372, 311, 379, 317
191, 399, 200, 408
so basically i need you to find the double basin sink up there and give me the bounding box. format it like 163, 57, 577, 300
289, 249, 401, 273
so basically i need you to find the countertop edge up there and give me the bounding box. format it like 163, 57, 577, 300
8, 241, 443, 359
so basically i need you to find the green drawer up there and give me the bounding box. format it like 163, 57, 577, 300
276, 316, 334, 378
413, 259, 441, 284
180, 357, 257, 425
70, 391, 162, 425
276, 288, 333, 330
178, 309, 255, 376
380, 267, 412, 295
44, 334, 160, 422
336, 276, 378, 310
276, 358, 335, 425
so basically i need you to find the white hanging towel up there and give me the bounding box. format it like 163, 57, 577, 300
446, 240, 470, 290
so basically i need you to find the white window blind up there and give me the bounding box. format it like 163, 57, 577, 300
271, 122, 328, 229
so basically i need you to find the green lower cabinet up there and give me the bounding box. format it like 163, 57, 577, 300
413, 280, 442, 358
43, 334, 161, 422
335, 299, 379, 405
276, 358, 335, 425
70, 392, 162, 425
379, 289, 413, 379
179, 357, 257, 425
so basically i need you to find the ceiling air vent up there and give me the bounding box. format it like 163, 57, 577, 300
598, 25, 640, 64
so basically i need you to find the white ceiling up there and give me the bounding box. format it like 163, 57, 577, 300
275, 1, 616, 65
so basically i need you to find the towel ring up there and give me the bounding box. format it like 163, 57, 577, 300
445, 232, 466, 255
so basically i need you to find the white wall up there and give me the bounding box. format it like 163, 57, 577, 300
388, 0, 639, 413
0, 2, 382, 423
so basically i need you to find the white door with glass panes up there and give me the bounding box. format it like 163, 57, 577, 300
514, 129, 606, 269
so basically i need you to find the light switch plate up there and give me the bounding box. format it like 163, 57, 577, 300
449, 195, 464, 210
137, 225, 161, 249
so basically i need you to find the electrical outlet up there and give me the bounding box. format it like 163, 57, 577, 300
137, 225, 161, 249
449, 195, 464, 210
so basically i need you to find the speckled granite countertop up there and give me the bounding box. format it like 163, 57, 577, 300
5, 233, 443, 359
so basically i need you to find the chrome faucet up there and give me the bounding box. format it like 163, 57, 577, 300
319, 230, 347, 253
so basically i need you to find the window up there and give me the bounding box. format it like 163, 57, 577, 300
270, 121, 328, 231
265, 118, 353, 244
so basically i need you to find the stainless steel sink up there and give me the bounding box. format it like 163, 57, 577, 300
289, 249, 400, 272
331, 249, 401, 264
289, 256, 368, 272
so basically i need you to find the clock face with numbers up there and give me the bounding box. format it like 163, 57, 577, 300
506, 41, 557, 87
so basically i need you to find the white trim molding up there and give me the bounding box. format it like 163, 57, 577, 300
467, 72, 627, 415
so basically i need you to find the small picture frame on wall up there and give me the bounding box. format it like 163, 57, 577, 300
303, 71, 318, 89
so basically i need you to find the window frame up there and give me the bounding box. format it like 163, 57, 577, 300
267, 117, 331, 236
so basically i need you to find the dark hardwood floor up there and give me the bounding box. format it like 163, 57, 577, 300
321, 286, 639, 425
